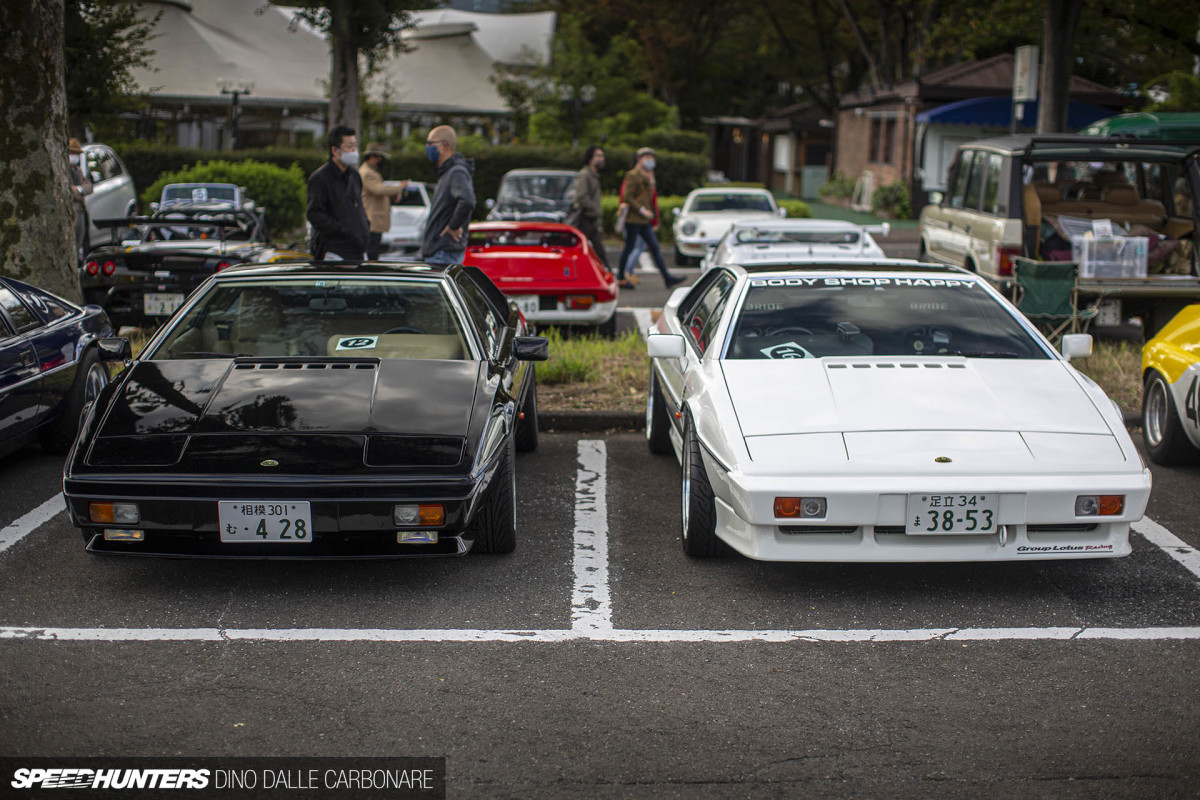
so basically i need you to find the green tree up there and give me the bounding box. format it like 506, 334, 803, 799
63, 0, 158, 138
1145, 71, 1200, 112
0, 0, 80, 300
276, 0, 422, 132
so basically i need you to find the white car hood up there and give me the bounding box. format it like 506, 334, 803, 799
722, 358, 1127, 470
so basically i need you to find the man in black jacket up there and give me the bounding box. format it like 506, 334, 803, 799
421, 125, 476, 265
306, 125, 370, 261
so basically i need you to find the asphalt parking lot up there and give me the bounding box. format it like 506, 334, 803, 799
2, 429, 1198, 798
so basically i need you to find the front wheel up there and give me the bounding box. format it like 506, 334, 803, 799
681, 413, 724, 557
41, 348, 108, 454
1143, 371, 1199, 465
467, 437, 517, 553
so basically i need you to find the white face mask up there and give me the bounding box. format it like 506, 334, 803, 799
69, 155, 80, 166
340, 149, 359, 168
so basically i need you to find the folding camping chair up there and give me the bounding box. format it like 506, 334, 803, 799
1011, 258, 1100, 343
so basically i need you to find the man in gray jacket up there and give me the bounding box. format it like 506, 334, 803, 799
421, 125, 476, 265
569, 145, 609, 271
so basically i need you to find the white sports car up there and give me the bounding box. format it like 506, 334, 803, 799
671, 188, 784, 265
645, 259, 1151, 562
701, 219, 889, 272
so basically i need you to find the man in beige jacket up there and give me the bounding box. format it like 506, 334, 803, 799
359, 142, 406, 260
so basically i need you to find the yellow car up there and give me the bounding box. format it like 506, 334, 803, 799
1142, 304, 1200, 464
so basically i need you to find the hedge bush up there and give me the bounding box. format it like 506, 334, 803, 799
777, 198, 813, 219
140, 160, 308, 233
818, 171, 856, 201
111, 142, 709, 224
872, 180, 912, 220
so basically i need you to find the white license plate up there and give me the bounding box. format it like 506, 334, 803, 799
144, 292, 184, 316
218, 501, 312, 543
512, 295, 540, 317
905, 493, 997, 535
1095, 298, 1122, 327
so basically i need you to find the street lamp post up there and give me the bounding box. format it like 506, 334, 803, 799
217, 79, 254, 150
559, 84, 596, 147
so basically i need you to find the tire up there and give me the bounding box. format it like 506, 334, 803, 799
468, 437, 517, 554
514, 371, 539, 452
681, 412, 725, 557
1143, 371, 1199, 465
646, 367, 672, 455
40, 347, 108, 454
597, 311, 617, 338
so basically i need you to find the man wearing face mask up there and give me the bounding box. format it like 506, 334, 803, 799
306, 125, 370, 261
68, 138, 92, 262
421, 125, 476, 265
568, 145, 609, 272
616, 147, 684, 289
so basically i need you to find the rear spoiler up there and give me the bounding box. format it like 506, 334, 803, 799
91, 215, 248, 230
863, 223, 890, 237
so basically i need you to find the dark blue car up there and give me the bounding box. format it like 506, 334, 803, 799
0, 276, 114, 458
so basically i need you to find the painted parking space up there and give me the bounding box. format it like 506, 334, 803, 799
2, 434, 1199, 643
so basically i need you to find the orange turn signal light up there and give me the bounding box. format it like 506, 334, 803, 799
90, 502, 116, 523
419, 504, 445, 526
1098, 495, 1124, 516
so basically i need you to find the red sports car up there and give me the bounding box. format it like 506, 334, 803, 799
462, 221, 618, 336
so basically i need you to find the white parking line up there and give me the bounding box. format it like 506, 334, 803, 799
572, 440, 612, 634
2, 445, 1200, 645
0, 494, 64, 555
1132, 517, 1200, 580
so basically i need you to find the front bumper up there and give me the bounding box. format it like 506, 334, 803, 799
64, 474, 487, 559
705, 462, 1152, 562
675, 237, 716, 257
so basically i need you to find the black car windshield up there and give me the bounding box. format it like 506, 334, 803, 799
689, 193, 775, 213
152, 279, 470, 361
726, 276, 1048, 360
496, 175, 575, 207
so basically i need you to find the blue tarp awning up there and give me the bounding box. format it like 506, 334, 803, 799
915, 96, 1114, 130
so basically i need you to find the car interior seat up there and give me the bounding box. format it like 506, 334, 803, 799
232, 288, 291, 356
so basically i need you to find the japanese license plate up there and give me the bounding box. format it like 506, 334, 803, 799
144, 292, 184, 316
905, 493, 997, 535
218, 501, 312, 543
512, 295, 540, 317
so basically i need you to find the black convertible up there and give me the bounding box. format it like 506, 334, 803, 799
63, 261, 547, 558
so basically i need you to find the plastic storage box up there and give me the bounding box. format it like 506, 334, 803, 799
1072, 235, 1148, 279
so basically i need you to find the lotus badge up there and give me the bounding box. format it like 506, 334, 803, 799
260, 459, 280, 467
935, 456, 952, 463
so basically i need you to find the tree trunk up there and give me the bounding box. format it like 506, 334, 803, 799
0, 0, 81, 302
1037, 0, 1084, 134
327, 1, 360, 132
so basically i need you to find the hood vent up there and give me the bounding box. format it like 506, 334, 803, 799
826, 362, 966, 370
233, 361, 377, 371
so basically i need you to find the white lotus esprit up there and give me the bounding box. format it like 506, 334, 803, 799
645, 260, 1152, 562
671, 188, 785, 265
701, 219, 889, 273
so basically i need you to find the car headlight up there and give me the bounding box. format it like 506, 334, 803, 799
681, 221, 698, 236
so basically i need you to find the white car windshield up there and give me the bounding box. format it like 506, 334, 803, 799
726, 276, 1047, 360
152, 279, 468, 361
689, 194, 775, 213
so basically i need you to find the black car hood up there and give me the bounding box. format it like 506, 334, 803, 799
97, 358, 483, 437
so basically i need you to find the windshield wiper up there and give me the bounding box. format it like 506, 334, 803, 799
943, 350, 1023, 359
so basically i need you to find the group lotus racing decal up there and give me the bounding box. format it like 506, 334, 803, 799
335, 336, 379, 350
760, 342, 814, 359
1016, 544, 1115, 554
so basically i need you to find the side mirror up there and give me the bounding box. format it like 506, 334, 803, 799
671, 208, 679, 218
97, 337, 132, 362
513, 335, 549, 361
1061, 333, 1093, 360
149, 202, 160, 213
778, 207, 788, 218
647, 333, 685, 358
485, 198, 496, 210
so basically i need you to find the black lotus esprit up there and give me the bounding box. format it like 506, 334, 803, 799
63, 261, 548, 558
